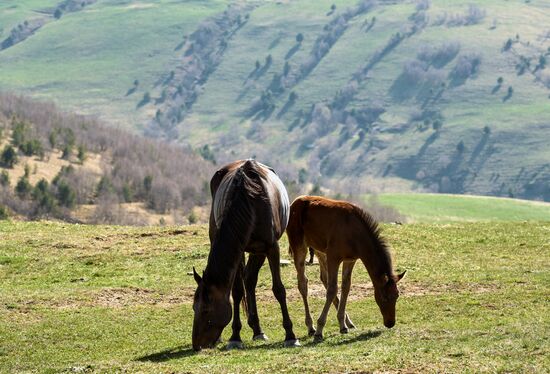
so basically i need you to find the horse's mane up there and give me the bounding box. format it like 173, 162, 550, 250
205, 160, 264, 285
351, 205, 394, 278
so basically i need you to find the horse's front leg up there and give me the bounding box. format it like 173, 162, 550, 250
244, 253, 268, 340
227, 258, 245, 349
314, 257, 340, 342
267, 242, 300, 347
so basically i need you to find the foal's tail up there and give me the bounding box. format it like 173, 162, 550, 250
287, 196, 309, 258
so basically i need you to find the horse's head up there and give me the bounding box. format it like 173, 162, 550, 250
374, 270, 406, 328
191, 267, 232, 351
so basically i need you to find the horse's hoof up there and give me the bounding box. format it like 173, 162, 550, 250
340, 327, 349, 334
283, 339, 301, 348
226, 341, 244, 350
308, 328, 316, 337
253, 333, 269, 341
313, 334, 323, 343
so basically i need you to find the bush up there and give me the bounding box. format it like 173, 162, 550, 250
1, 145, 18, 168
416, 0, 431, 11
0, 170, 9, 187
0, 205, 8, 220
20, 139, 44, 157
15, 176, 32, 199
56, 181, 76, 208
77, 144, 87, 163
451, 53, 481, 80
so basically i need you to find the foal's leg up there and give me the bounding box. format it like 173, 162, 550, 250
267, 242, 300, 347
338, 260, 356, 333
227, 259, 245, 349
292, 244, 315, 336
314, 257, 340, 342
244, 253, 268, 340
319, 257, 354, 331
318, 255, 340, 310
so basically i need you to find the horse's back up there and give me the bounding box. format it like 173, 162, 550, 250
210, 159, 289, 243
289, 195, 366, 258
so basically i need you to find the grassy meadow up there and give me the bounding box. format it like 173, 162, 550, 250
376, 193, 550, 222
1, 219, 549, 372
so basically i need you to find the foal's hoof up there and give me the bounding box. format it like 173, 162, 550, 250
340, 327, 349, 334
253, 333, 269, 341
226, 341, 244, 350
308, 328, 316, 337
313, 334, 324, 343
283, 339, 301, 348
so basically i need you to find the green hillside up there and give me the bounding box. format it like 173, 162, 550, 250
0, 0, 549, 200
376, 193, 550, 222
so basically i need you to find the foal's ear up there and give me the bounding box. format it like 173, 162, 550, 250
193, 267, 202, 284
396, 270, 407, 282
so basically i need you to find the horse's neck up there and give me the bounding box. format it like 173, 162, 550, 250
358, 239, 391, 288
203, 216, 251, 293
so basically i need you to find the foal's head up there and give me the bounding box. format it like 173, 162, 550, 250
191, 268, 232, 351
374, 271, 406, 328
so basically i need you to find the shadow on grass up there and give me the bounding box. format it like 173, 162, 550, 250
137, 330, 383, 361
137, 346, 195, 362
330, 329, 383, 345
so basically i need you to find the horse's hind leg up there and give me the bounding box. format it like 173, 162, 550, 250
314, 257, 340, 342
227, 258, 245, 349
338, 260, 356, 333
244, 253, 267, 340
267, 242, 300, 347
319, 255, 354, 331
292, 243, 315, 336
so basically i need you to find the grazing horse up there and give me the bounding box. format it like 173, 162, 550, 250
286, 195, 406, 341
192, 159, 299, 351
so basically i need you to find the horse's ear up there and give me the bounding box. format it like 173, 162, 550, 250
193, 267, 202, 284
396, 270, 406, 282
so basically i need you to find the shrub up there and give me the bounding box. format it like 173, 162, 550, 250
188, 210, 198, 224
451, 53, 481, 80
11, 120, 27, 147
57, 181, 76, 208
1, 145, 18, 168
456, 140, 465, 153
416, 0, 431, 11
20, 139, 44, 157
0, 170, 9, 187
296, 33, 304, 43
15, 176, 32, 199
77, 144, 87, 163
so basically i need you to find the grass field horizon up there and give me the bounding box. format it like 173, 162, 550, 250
1, 220, 548, 372
375, 193, 550, 223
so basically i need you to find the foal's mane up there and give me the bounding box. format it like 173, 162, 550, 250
351, 205, 394, 278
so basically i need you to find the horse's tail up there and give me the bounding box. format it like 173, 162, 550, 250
236, 254, 249, 319
287, 196, 309, 258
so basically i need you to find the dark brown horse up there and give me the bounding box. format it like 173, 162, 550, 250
286, 195, 405, 341
192, 159, 299, 350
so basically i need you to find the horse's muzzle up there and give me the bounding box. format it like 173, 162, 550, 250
384, 320, 395, 328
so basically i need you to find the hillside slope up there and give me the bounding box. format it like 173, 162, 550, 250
0, 94, 214, 224
0, 0, 548, 200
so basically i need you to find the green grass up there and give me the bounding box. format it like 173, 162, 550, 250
1, 220, 549, 372
377, 193, 550, 222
